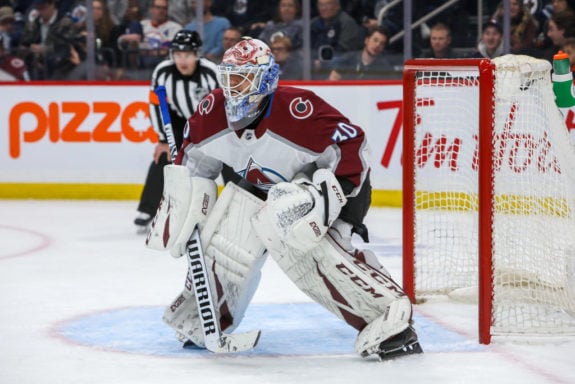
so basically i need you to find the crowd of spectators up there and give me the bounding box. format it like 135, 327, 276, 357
0, 0, 573, 82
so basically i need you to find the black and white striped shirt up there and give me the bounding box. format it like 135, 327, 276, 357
149, 57, 219, 145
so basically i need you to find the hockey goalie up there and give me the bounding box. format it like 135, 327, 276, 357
145, 37, 422, 360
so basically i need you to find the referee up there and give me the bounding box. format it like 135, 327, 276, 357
134, 30, 220, 232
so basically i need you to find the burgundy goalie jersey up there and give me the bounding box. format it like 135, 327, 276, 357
176, 86, 370, 197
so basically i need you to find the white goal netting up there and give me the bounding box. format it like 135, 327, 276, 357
407, 55, 575, 337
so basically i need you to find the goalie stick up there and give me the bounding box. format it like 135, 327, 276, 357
154, 86, 261, 353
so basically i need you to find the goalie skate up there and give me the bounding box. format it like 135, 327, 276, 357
373, 326, 423, 361
134, 212, 153, 234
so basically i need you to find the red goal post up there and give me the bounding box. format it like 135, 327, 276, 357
402, 56, 575, 344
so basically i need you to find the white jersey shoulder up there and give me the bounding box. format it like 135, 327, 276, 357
141, 19, 183, 45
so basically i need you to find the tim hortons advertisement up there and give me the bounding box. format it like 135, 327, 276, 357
412, 82, 575, 198
0, 82, 573, 192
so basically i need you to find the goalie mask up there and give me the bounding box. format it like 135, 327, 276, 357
217, 38, 280, 130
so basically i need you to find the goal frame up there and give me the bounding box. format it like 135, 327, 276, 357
402, 58, 496, 344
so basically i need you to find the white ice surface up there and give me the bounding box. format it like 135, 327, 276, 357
0, 200, 573, 384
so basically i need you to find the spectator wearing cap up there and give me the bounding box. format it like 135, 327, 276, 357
0, 34, 30, 80
0, 5, 16, 49
468, 21, 504, 59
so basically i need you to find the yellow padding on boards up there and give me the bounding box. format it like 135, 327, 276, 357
0, 183, 402, 207
415, 191, 571, 217
0, 183, 144, 200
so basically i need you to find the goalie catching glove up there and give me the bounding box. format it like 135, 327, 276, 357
258, 169, 347, 253
146, 164, 217, 258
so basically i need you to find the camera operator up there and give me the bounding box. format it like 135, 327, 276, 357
310, 0, 362, 78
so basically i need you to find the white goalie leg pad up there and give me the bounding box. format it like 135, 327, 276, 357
146, 164, 217, 258
354, 299, 412, 357
162, 285, 205, 347
252, 213, 412, 356
328, 219, 391, 277
256, 169, 347, 253
163, 182, 267, 346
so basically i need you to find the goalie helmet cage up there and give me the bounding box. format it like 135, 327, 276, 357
402, 55, 575, 344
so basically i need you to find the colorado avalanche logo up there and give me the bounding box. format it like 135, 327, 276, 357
197, 94, 215, 115
242, 157, 287, 190
289, 97, 313, 119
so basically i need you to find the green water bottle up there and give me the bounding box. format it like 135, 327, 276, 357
552, 51, 575, 112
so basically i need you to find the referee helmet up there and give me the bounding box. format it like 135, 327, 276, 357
171, 30, 203, 52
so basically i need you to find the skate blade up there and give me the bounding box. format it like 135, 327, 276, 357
378, 341, 423, 361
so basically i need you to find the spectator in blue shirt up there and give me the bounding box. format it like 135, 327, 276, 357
184, 0, 230, 62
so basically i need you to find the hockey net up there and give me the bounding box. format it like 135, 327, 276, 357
402, 55, 575, 344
